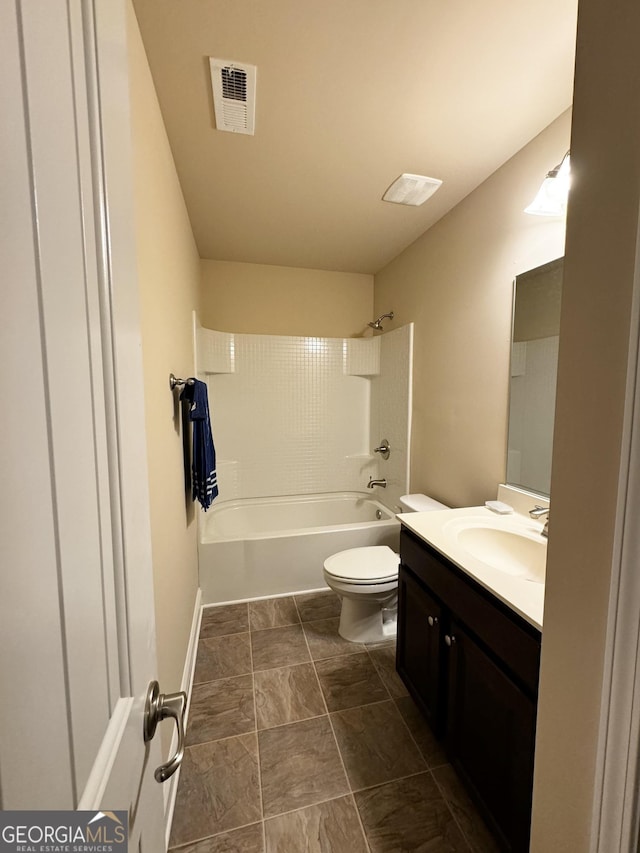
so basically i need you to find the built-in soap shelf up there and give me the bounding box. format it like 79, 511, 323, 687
197, 327, 235, 374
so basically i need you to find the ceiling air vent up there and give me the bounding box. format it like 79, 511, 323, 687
209, 58, 257, 135
382, 173, 442, 206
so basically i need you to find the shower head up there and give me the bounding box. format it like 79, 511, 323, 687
368, 311, 394, 331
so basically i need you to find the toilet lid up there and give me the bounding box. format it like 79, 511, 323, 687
324, 546, 400, 583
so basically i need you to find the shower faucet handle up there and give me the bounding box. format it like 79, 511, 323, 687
373, 439, 390, 460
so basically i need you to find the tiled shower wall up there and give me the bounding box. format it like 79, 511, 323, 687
197, 322, 413, 505
371, 325, 413, 512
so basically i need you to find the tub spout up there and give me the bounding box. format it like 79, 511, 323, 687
367, 477, 387, 489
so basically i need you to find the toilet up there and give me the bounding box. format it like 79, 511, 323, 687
323, 494, 449, 643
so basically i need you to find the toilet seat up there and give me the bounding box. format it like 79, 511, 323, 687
323, 545, 399, 585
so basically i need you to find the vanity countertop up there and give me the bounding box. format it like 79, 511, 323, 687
397, 506, 545, 631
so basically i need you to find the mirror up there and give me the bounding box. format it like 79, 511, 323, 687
507, 257, 563, 496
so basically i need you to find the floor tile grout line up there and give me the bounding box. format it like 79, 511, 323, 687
364, 643, 395, 705
352, 767, 437, 797
262, 790, 352, 821
387, 690, 439, 770
187, 694, 424, 749
184, 696, 431, 751
199, 622, 249, 641
168, 818, 263, 852
314, 648, 390, 707
198, 603, 250, 640
194, 630, 252, 686
362, 640, 451, 776
191, 670, 254, 690
300, 619, 370, 664
247, 594, 348, 634
248, 619, 301, 633
293, 595, 373, 853
185, 727, 259, 751
348, 793, 372, 853
252, 649, 368, 674
256, 768, 468, 844
246, 607, 267, 853
261, 790, 363, 825
360, 642, 436, 771
428, 759, 452, 771
258, 767, 460, 848
200, 594, 341, 635
256, 710, 328, 734
176, 606, 265, 853
430, 767, 477, 853
185, 711, 331, 750
329, 641, 432, 794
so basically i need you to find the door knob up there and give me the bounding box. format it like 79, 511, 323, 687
143, 681, 187, 783
427, 615, 439, 627
444, 634, 457, 647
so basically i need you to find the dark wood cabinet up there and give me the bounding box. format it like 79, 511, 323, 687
396, 567, 444, 733
397, 527, 541, 853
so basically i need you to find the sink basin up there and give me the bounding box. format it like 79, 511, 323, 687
440, 517, 547, 583
455, 526, 546, 583
398, 506, 547, 626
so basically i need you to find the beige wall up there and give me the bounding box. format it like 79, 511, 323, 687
531, 0, 640, 847
200, 260, 373, 337
127, 3, 200, 732
374, 111, 570, 508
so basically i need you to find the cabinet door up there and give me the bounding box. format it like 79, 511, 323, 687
445, 619, 536, 852
396, 565, 444, 733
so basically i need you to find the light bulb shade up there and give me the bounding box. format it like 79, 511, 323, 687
525, 153, 571, 216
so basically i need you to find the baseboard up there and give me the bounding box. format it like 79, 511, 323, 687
200, 585, 328, 608
164, 586, 202, 847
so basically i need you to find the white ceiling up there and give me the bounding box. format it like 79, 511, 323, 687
132, 0, 577, 274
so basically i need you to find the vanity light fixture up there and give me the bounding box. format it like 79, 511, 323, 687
524, 151, 571, 216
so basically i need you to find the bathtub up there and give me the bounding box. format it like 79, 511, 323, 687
198, 491, 400, 603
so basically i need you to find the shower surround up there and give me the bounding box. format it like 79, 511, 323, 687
196, 321, 413, 603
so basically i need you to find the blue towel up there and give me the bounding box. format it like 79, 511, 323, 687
180, 379, 218, 511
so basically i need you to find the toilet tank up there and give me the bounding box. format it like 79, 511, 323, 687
399, 493, 449, 512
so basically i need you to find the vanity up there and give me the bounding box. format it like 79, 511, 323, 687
396, 505, 545, 853
394, 257, 560, 851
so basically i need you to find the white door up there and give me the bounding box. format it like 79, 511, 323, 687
0, 1, 174, 849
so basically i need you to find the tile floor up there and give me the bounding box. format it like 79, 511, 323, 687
169, 591, 501, 853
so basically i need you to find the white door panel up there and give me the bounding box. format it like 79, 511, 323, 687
0, 0, 77, 811
1, 0, 171, 846
19, 0, 115, 795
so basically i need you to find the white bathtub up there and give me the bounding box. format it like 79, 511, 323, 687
198, 492, 400, 603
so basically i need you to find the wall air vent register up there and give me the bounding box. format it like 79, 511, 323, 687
209, 58, 257, 136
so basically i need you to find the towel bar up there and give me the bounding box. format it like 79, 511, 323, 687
169, 373, 195, 390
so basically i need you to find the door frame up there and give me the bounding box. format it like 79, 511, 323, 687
590, 214, 640, 849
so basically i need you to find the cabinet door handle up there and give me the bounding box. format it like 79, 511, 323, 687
444, 634, 457, 647
427, 615, 439, 627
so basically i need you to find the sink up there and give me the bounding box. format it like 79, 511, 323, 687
456, 527, 546, 582
446, 521, 546, 583
398, 505, 547, 627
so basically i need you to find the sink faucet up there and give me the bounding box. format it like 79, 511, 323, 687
529, 505, 549, 538
367, 477, 387, 489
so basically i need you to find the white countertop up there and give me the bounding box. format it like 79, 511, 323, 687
397, 506, 545, 631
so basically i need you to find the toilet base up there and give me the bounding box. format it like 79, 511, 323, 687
337, 595, 397, 643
